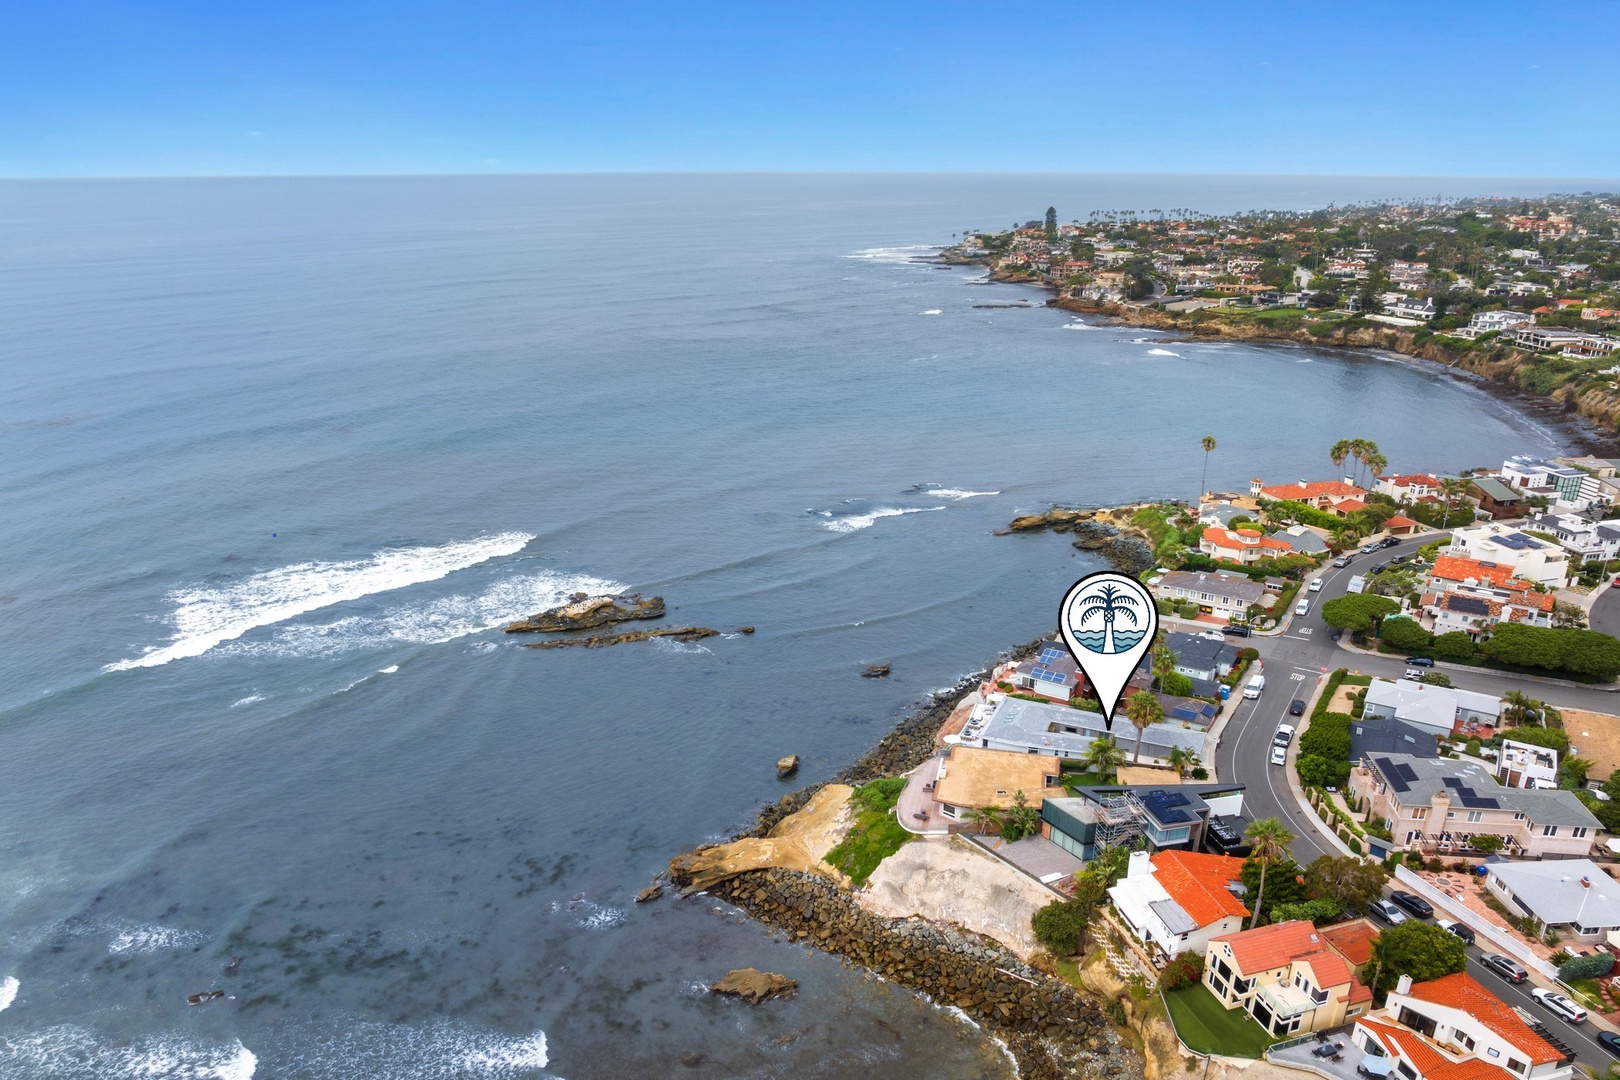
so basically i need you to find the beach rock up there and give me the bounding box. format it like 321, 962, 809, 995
503, 593, 664, 633
710, 968, 798, 1004
776, 755, 799, 779
734, 625, 755, 634
187, 990, 225, 1006
522, 626, 718, 649
636, 884, 664, 903
861, 663, 891, 678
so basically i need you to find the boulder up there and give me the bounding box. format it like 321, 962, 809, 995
776, 755, 800, 779
861, 663, 891, 678
503, 593, 665, 633
710, 968, 798, 1004
635, 884, 664, 904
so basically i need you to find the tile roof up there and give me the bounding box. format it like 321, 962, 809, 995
1318, 918, 1379, 967
1151, 850, 1249, 926
1407, 972, 1563, 1065
1202, 526, 1292, 553
1260, 479, 1367, 501
1430, 555, 1524, 588
1212, 919, 1322, 974
1386, 513, 1422, 527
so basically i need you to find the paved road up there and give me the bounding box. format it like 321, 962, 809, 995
1593, 582, 1620, 640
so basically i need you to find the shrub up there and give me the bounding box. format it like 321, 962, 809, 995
1558, 952, 1616, 982
852, 777, 907, 813
1425, 857, 1445, 872
1032, 899, 1093, 956
1271, 897, 1345, 924
1378, 616, 1433, 652
1347, 837, 1362, 854
1405, 851, 1426, 868
1190, 766, 1209, 780
1158, 952, 1205, 991
1162, 672, 1194, 698
1101, 997, 1128, 1025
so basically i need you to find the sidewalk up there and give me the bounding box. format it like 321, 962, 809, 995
1283, 673, 1355, 858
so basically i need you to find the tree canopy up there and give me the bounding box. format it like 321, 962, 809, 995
1479, 624, 1620, 680
1377, 616, 1433, 652
1321, 594, 1401, 633
1303, 854, 1390, 913
1370, 920, 1467, 992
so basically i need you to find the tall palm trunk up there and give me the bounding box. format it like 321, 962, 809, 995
1133, 724, 1145, 763
1249, 862, 1268, 929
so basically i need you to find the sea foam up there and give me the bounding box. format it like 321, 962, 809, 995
0, 976, 17, 1012
1146, 348, 1181, 357
0, 1027, 256, 1079
920, 488, 1000, 500
108, 533, 535, 670
821, 506, 945, 533
273, 1018, 550, 1077
843, 245, 940, 263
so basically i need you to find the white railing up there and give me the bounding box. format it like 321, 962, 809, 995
1391, 865, 1556, 979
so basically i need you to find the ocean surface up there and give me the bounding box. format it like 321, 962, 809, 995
0, 173, 1598, 1078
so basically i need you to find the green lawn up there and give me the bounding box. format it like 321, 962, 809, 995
1162, 984, 1274, 1058
1343, 674, 1372, 686
1062, 771, 1111, 791
825, 781, 913, 886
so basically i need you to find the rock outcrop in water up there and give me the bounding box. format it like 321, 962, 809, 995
710, 968, 798, 1004
521, 625, 718, 649
503, 593, 665, 633
861, 663, 891, 678
1000, 506, 1159, 577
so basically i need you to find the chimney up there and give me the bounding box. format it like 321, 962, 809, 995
1127, 850, 1154, 879
1396, 974, 1413, 995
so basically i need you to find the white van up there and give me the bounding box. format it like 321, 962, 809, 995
1243, 673, 1265, 699
1295, 598, 1310, 616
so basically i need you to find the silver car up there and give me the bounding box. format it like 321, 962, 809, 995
1369, 899, 1408, 925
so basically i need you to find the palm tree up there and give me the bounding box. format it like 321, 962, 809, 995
1167, 746, 1200, 778
964, 806, 1004, 836
1243, 818, 1295, 929
1151, 647, 1177, 691
1124, 691, 1164, 764
1365, 451, 1389, 483
1438, 477, 1473, 526
1080, 737, 1127, 780
1077, 584, 1141, 654
1329, 438, 1353, 476
1502, 690, 1535, 727
1199, 434, 1217, 500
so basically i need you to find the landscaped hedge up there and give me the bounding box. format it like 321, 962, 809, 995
1558, 952, 1616, 982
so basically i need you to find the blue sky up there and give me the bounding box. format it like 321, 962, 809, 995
4, 1, 1618, 177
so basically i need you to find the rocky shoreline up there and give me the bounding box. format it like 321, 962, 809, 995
700, 868, 1139, 1080
998, 504, 1161, 577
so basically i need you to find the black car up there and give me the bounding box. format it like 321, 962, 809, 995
1289, 699, 1306, 716
1479, 953, 1528, 983
1331, 629, 1343, 642
1439, 919, 1475, 945
1598, 1031, 1620, 1058
1223, 625, 1251, 638
1381, 537, 1401, 549
1370, 563, 1387, 573
1389, 890, 1434, 918
1405, 656, 1435, 667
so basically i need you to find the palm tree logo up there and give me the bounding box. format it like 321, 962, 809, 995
1076, 583, 1140, 654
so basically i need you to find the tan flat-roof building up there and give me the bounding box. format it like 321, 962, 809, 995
932, 746, 1062, 824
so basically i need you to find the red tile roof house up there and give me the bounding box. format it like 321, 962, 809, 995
1384, 514, 1423, 536
1377, 474, 1444, 501
1107, 849, 1249, 961
1202, 920, 1374, 1038
1251, 478, 1368, 509
1351, 972, 1573, 1080
1199, 526, 1293, 565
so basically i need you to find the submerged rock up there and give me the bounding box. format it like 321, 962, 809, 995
710, 968, 798, 1004
734, 625, 755, 634
221, 956, 241, 977
776, 755, 800, 779
522, 626, 718, 649
187, 989, 226, 1005
503, 593, 665, 633
861, 663, 891, 678
635, 884, 664, 904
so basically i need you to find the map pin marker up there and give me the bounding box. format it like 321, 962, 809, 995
1058, 570, 1159, 729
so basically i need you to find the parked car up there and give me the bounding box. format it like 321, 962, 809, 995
1404, 668, 1428, 680
1243, 674, 1265, 699
1382, 537, 1401, 549
1274, 723, 1296, 744
1389, 891, 1434, 918
1361, 544, 1381, 554
1438, 919, 1475, 945
1331, 629, 1343, 642
1369, 899, 1408, 925
1532, 988, 1587, 1024
1479, 954, 1528, 983
1308, 578, 1324, 592
1405, 657, 1435, 667
1333, 556, 1353, 568
1223, 624, 1251, 638
1269, 745, 1287, 766
1597, 1031, 1620, 1057
1288, 699, 1306, 717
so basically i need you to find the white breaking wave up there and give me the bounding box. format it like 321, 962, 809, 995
221, 569, 621, 661
0, 976, 16, 1012
378, 665, 399, 674
919, 309, 942, 315
1146, 348, 1182, 357
106, 920, 207, 954
273, 1019, 549, 1078
107, 533, 535, 670
843, 245, 940, 264
0, 1026, 256, 1079
1060, 321, 1095, 330
821, 506, 945, 533
230, 694, 264, 708
921, 488, 1000, 500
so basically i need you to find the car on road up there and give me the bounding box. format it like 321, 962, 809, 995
1274, 723, 1296, 744
1479, 954, 1528, 983
1438, 919, 1475, 945
1361, 543, 1381, 554
1598, 1031, 1620, 1057
1405, 657, 1435, 667
1308, 578, 1324, 592
1269, 745, 1287, 766
1531, 988, 1587, 1024
1333, 556, 1353, 568
1223, 624, 1251, 638
1389, 891, 1434, 918
1243, 673, 1265, 699
1404, 668, 1428, 680
1369, 899, 1408, 925
1370, 562, 1388, 573
1381, 537, 1401, 549
1288, 699, 1306, 716
1331, 629, 1343, 642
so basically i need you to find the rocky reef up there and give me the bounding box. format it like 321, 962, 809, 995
1000, 508, 1157, 578
503, 592, 665, 633
709, 967, 799, 1004
521, 626, 718, 649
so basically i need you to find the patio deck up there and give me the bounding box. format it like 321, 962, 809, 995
967, 833, 1084, 885
896, 755, 949, 836
1269, 1034, 1365, 1080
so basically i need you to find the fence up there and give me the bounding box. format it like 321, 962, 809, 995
1391, 865, 1556, 979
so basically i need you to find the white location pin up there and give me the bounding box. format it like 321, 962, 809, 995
1058, 571, 1159, 729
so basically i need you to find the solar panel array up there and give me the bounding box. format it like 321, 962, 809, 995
1038, 645, 1065, 665
1141, 789, 1193, 824
1032, 667, 1070, 684
1447, 595, 1491, 615
1377, 756, 1419, 793
1493, 533, 1541, 550
1442, 775, 1501, 809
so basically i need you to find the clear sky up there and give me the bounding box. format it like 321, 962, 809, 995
4, 1, 1618, 178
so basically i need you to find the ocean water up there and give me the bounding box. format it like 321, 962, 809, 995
0, 174, 1592, 1077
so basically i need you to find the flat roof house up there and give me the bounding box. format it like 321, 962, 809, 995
1447, 522, 1569, 588
1362, 679, 1502, 738
1203, 920, 1373, 1038
1040, 784, 1246, 862
929, 746, 1063, 825
1152, 570, 1265, 623
1352, 972, 1571, 1080
975, 695, 1206, 767
1350, 753, 1599, 858
1108, 849, 1248, 960
1483, 859, 1620, 943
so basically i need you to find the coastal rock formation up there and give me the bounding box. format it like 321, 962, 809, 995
667, 783, 854, 894
635, 884, 663, 903
1000, 507, 1158, 576
706, 868, 1139, 1080
503, 593, 664, 633
522, 626, 717, 649
775, 755, 799, 779
709, 968, 798, 1004
861, 663, 890, 678
858, 839, 1057, 960
734, 625, 755, 634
